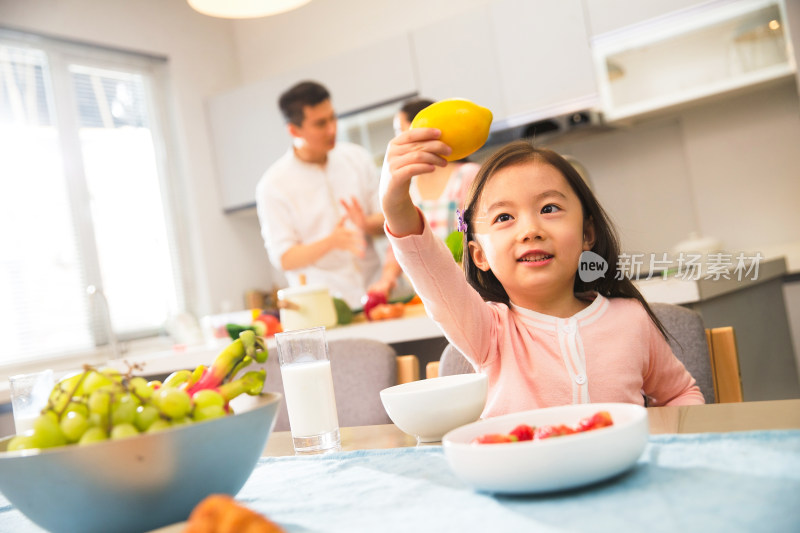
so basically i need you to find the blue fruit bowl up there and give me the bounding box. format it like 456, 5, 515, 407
0, 392, 282, 533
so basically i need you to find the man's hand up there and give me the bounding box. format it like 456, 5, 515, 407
340, 197, 368, 232
341, 196, 384, 236
329, 215, 366, 258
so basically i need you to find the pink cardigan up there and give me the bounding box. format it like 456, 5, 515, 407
388, 215, 704, 418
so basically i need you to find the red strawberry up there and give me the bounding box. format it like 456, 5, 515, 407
509, 424, 534, 441
472, 433, 518, 444
577, 411, 613, 432
534, 424, 575, 440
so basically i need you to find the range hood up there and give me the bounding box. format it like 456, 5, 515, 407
478, 95, 612, 154
484, 109, 609, 148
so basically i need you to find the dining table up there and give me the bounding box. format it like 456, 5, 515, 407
0, 399, 798, 532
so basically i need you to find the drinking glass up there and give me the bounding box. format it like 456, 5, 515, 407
9, 369, 54, 434
275, 326, 341, 454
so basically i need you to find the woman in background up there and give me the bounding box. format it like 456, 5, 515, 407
369, 98, 481, 296
393, 98, 481, 241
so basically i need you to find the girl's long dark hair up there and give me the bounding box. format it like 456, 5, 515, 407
461, 140, 669, 341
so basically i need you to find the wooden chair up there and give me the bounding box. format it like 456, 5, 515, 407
432, 303, 743, 404
706, 327, 744, 403
396, 355, 420, 384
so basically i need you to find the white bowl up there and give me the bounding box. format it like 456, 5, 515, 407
0, 392, 282, 533
442, 402, 648, 494
380, 374, 488, 442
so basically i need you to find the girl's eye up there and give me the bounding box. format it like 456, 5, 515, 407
493, 213, 512, 223
541, 204, 561, 214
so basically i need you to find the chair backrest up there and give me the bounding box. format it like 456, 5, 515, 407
705, 326, 744, 403
650, 303, 716, 404
259, 338, 397, 431
439, 344, 476, 377
438, 303, 723, 404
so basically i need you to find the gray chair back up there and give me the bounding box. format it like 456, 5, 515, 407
650, 303, 715, 404
439, 302, 716, 404
259, 337, 397, 431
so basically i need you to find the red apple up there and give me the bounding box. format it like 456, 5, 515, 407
361, 291, 388, 321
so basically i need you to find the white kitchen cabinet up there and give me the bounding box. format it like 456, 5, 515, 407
592, 0, 797, 122
207, 35, 417, 211
409, 5, 506, 123
488, 0, 599, 126
584, 0, 709, 37
206, 77, 290, 211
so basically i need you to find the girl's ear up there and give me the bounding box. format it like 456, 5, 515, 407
468, 239, 491, 272
583, 217, 596, 251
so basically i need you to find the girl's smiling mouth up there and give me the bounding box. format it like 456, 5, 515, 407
518, 251, 554, 264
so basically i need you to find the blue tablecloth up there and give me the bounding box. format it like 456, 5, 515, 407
2, 431, 799, 532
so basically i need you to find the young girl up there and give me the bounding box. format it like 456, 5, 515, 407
381, 129, 703, 417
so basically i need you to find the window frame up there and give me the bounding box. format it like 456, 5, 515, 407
0, 27, 195, 375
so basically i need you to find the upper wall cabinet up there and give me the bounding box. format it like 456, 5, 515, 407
207, 77, 289, 212
584, 0, 708, 36
591, 0, 797, 123
410, 6, 507, 124
207, 35, 417, 211
488, 0, 599, 126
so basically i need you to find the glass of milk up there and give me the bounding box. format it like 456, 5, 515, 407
275, 327, 341, 454
9, 369, 54, 434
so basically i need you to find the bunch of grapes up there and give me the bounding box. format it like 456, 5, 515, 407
7, 330, 268, 452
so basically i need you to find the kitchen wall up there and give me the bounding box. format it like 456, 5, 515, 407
2, 0, 799, 321
550, 81, 800, 257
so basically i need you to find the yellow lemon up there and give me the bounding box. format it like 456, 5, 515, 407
410, 98, 493, 161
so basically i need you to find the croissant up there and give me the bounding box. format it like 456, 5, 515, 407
184, 494, 285, 533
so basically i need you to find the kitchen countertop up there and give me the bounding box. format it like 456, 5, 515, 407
0, 305, 443, 405
2, 250, 795, 405
633, 255, 788, 305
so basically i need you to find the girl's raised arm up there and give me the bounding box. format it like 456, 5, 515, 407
379, 128, 451, 237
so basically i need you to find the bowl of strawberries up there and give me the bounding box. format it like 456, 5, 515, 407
441, 403, 648, 494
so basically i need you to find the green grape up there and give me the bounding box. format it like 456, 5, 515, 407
129, 377, 153, 401
7, 432, 37, 451
88, 389, 112, 417
192, 389, 225, 409
78, 426, 108, 445
89, 412, 108, 432
60, 411, 90, 443
111, 394, 137, 426
134, 404, 160, 432
98, 366, 123, 383
110, 423, 139, 440
30, 414, 67, 448
146, 419, 172, 433
148, 380, 162, 390
193, 404, 226, 422
82, 370, 114, 395
41, 409, 59, 423
155, 388, 191, 419
64, 399, 90, 418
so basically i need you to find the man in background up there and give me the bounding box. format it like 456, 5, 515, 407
256, 80, 397, 308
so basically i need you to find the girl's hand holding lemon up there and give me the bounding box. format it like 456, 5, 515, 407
381, 98, 493, 238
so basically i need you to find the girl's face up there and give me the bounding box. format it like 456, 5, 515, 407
467, 160, 595, 312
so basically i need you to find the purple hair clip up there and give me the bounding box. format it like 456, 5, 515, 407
456, 209, 468, 233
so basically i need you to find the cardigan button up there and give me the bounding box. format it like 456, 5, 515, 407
575, 374, 586, 385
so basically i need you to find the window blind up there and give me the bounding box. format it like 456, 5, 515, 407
0, 30, 190, 367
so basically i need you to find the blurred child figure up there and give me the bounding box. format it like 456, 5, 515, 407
380, 131, 703, 417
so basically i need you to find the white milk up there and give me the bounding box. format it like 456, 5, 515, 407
280, 359, 339, 437
13, 413, 38, 434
